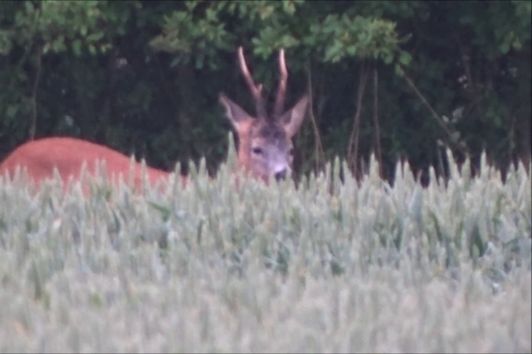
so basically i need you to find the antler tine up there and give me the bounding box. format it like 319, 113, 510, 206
273, 48, 288, 118
237, 46, 267, 118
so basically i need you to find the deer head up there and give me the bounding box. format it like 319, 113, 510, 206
219, 47, 308, 182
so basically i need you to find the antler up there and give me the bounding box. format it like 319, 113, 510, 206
238, 46, 267, 118
273, 48, 288, 118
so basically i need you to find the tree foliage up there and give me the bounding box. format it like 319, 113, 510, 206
0, 0, 530, 180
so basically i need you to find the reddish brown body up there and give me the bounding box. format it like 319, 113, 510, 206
0, 137, 171, 189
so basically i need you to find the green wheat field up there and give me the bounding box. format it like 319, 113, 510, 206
0, 147, 530, 353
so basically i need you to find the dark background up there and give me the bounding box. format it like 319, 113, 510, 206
0, 1, 530, 181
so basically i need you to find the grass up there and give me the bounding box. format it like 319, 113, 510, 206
0, 149, 530, 353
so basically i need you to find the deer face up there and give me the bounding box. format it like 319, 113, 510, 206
220, 94, 308, 181
249, 121, 293, 181
220, 47, 308, 182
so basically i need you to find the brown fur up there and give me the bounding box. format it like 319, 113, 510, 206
0, 137, 172, 190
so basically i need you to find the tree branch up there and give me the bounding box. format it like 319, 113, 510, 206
399, 64, 468, 154
305, 62, 325, 172
29, 44, 43, 140
372, 64, 383, 178
347, 60, 369, 177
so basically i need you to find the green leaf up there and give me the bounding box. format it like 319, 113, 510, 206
6, 105, 18, 118
398, 51, 412, 66
72, 39, 81, 56
394, 64, 405, 77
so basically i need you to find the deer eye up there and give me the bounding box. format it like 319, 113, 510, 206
252, 147, 263, 155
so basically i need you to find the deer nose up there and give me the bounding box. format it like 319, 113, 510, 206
274, 169, 287, 181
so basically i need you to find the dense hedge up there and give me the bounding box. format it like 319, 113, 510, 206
0, 1, 530, 180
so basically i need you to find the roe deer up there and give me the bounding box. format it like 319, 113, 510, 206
0, 47, 308, 188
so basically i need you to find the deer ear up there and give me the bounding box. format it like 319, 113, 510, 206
280, 95, 309, 138
219, 93, 253, 130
